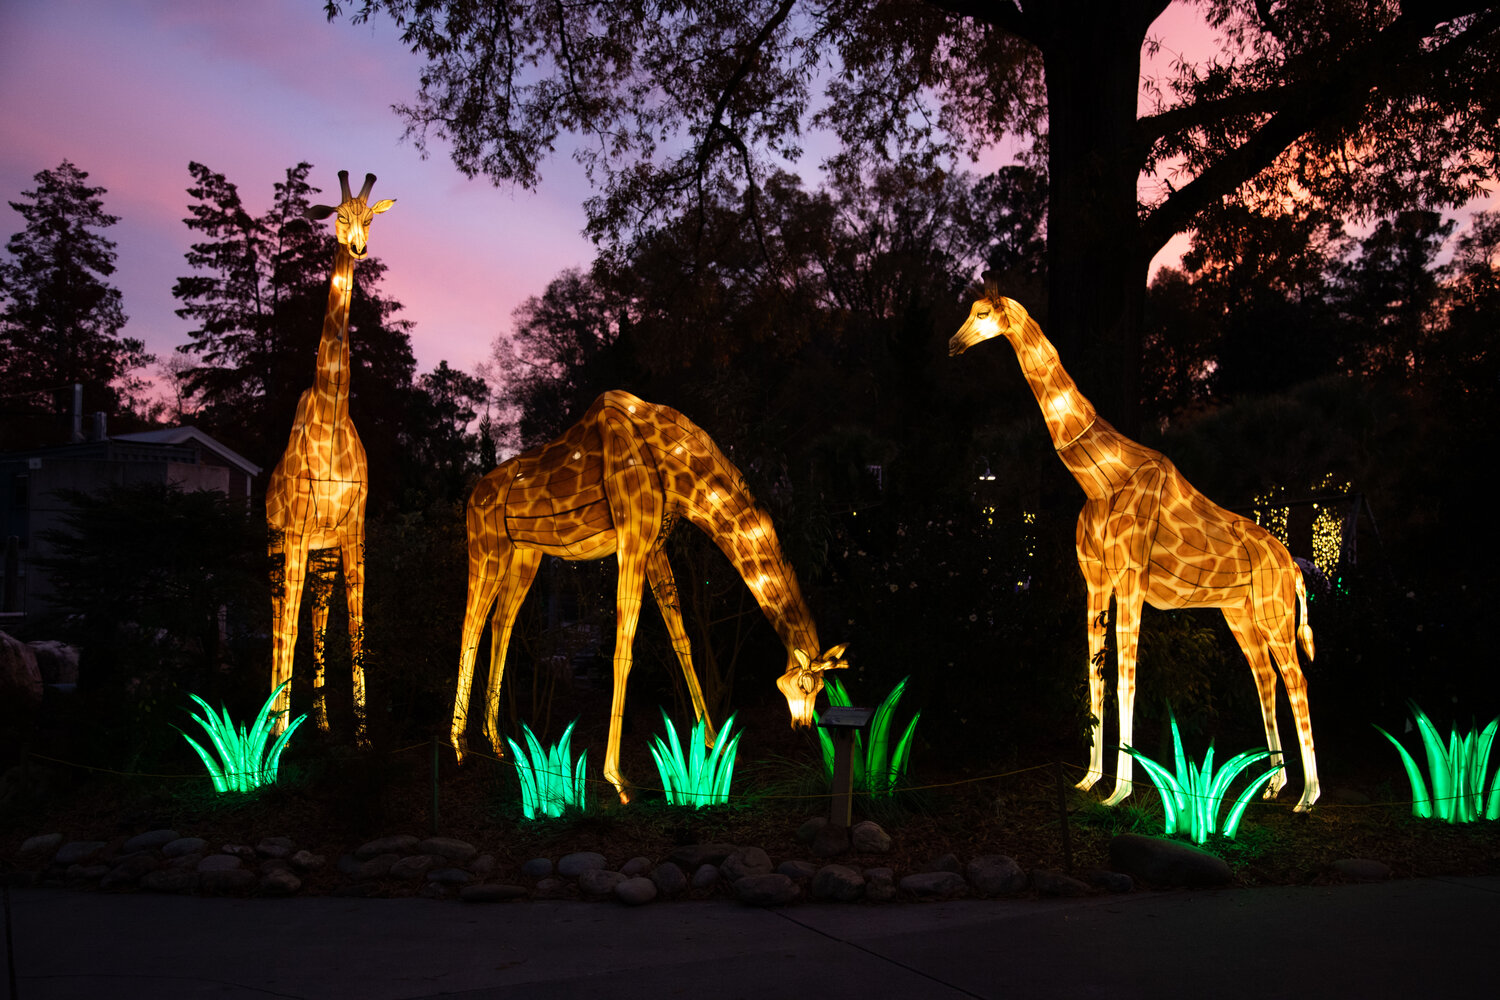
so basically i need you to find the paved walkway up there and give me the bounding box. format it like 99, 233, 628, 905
7, 876, 1497, 999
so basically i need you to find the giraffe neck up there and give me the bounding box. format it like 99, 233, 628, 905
1006, 316, 1140, 500
313, 246, 356, 418
680, 466, 822, 661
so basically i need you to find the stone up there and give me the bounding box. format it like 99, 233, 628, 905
521, 857, 554, 878
649, 862, 687, 896
163, 837, 207, 858
796, 817, 828, 844
19, 834, 62, 857
922, 852, 962, 874
417, 836, 478, 863
420, 882, 450, 900
27, 640, 79, 686
290, 850, 325, 871
620, 856, 653, 877
1109, 834, 1232, 888
123, 829, 180, 854
221, 844, 257, 861
1331, 858, 1391, 882
167, 854, 203, 870
721, 846, 773, 881
1082, 868, 1134, 894
734, 873, 800, 906
864, 867, 897, 902
355, 835, 420, 859
811, 823, 849, 858
390, 855, 435, 880
357, 854, 401, 879
899, 871, 967, 900
200, 868, 256, 894
777, 860, 818, 881
67, 864, 109, 881
614, 877, 658, 906
53, 841, 106, 866
966, 855, 1027, 896
558, 851, 607, 877
850, 820, 892, 854
0, 630, 42, 713
260, 869, 302, 895
196, 854, 243, 872
1030, 868, 1090, 897
669, 843, 737, 869
578, 869, 627, 898
337, 854, 363, 877
425, 867, 473, 885
259, 859, 292, 875
256, 836, 296, 859
461, 883, 527, 903
332, 882, 377, 898
690, 864, 721, 889
101, 853, 160, 889
471, 854, 496, 877
141, 869, 198, 894
811, 864, 865, 902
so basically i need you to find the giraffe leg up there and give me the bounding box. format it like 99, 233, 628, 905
452, 503, 509, 762
601, 452, 663, 804
1224, 608, 1288, 800
1103, 580, 1143, 807
308, 549, 338, 733
1076, 547, 1111, 792
341, 526, 368, 747
646, 546, 715, 747
270, 528, 312, 738
480, 548, 542, 756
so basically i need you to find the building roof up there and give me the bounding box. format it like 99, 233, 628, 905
111, 426, 262, 477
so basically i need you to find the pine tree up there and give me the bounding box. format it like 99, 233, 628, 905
0, 160, 149, 443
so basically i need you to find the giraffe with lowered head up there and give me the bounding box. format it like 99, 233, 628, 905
266, 170, 394, 743
950, 282, 1320, 811
453, 390, 847, 802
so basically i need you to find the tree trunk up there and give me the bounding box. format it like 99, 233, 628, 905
1038, 4, 1156, 436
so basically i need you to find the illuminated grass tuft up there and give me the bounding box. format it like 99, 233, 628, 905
1122, 712, 1283, 845
818, 675, 920, 797
179, 681, 306, 794
1374, 701, 1500, 823
506, 719, 588, 819
650, 710, 741, 808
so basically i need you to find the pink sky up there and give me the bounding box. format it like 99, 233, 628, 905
2, 2, 1489, 399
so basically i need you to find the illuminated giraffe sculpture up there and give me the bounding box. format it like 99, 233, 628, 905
950, 285, 1320, 811
453, 390, 847, 801
266, 170, 394, 743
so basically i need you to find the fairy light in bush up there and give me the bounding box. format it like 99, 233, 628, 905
1252, 486, 1289, 544
1310, 474, 1351, 580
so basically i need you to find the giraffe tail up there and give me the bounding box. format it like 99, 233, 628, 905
1294, 565, 1315, 661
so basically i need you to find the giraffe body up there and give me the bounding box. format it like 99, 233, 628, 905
951, 291, 1319, 812
453, 390, 846, 801
266, 170, 393, 743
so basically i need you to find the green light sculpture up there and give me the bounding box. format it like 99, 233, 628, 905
1374, 702, 1500, 823
649, 710, 741, 808
817, 676, 920, 797
180, 682, 306, 794
507, 719, 589, 819
1123, 713, 1283, 844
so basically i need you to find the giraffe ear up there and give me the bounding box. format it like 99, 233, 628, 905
306, 204, 337, 221
822, 644, 847, 662
794, 649, 810, 670
982, 270, 1001, 305
371, 199, 396, 215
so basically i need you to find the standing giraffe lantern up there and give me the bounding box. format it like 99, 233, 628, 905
950, 283, 1320, 811
453, 390, 847, 801
266, 170, 394, 744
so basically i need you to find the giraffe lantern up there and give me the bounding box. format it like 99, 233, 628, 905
266, 170, 394, 744
453, 390, 847, 802
949, 285, 1320, 812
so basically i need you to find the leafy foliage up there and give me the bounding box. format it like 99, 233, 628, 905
179, 681, 306, 794
506, 720, 589, 819
649, 710, 742, 808
0, 160, 150, 441
817, 676, 920, 797
1374, 702, 1500, 823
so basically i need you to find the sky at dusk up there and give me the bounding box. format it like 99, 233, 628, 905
4, 2, 1490, 401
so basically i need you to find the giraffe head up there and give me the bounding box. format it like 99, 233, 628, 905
948, 274, 1028, 356
307, 170, 395, 259
777, 644, 849, 727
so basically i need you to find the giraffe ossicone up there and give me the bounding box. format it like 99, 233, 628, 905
452, 390, 845, 803
950, 283, 1320, 812
265, 168, 395, 746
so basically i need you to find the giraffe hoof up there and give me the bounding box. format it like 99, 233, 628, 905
1101, 786, 1132, 808
1075, 772, 1103, 792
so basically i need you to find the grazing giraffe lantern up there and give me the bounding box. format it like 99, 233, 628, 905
266, 170, 394, 744
950, 284, 1320, 812
452, 390, 847, 802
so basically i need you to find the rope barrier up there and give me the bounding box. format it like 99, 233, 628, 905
21, 741, 1489, 815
